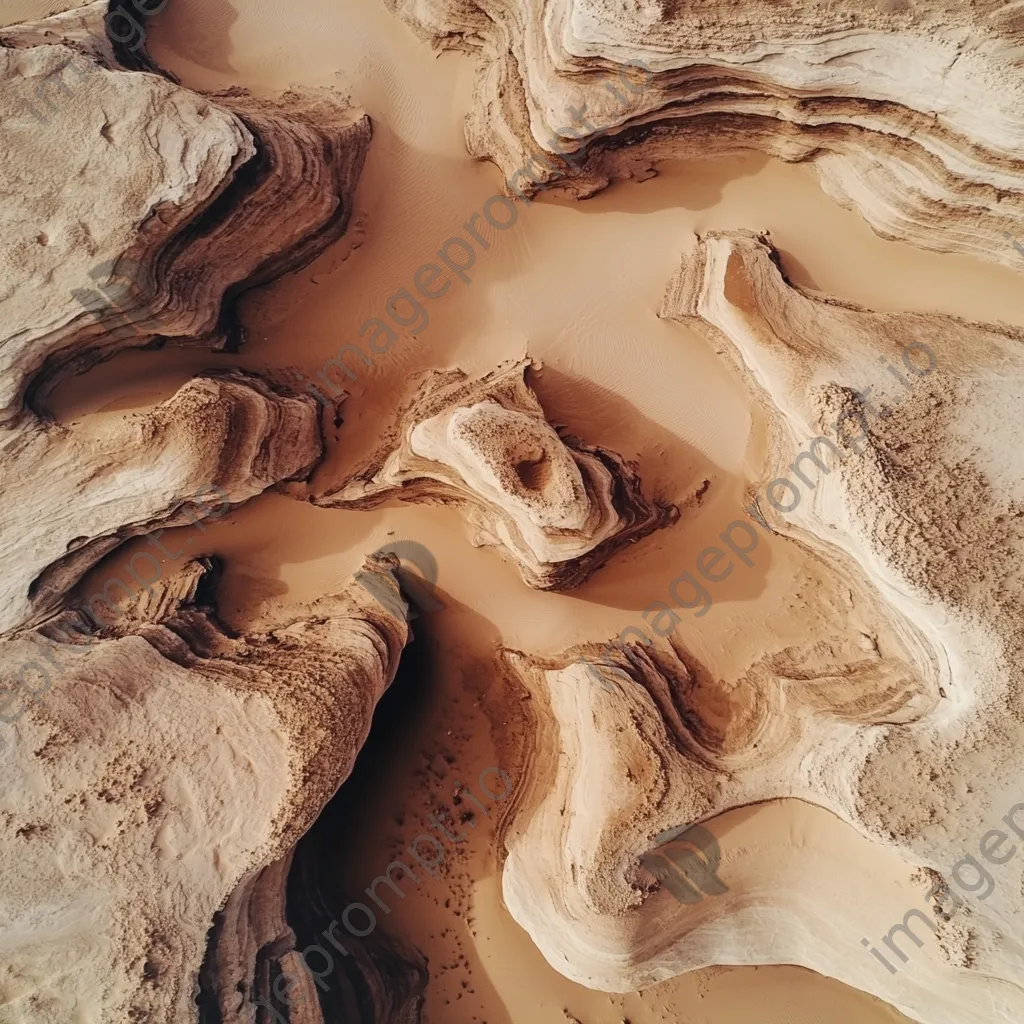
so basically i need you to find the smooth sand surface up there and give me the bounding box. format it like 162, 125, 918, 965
36, 0, 1024, 1021
1, 1, 83, 22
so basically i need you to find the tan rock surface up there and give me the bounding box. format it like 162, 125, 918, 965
316, 359, 681, 589
0, 1, 370, 426
0, 556, 409, 1023
385, 0, 1024, 268
494, 231, 1024, 1024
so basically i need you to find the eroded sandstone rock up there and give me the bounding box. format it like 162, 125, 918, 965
0, 556, 409, 1024
384, 0, 1024, 268
317, 359, 680, 590
492, 232, 1024, 1024
0, 1, 370, 426
0, 371, 321, 636
0, 7, 388, 1021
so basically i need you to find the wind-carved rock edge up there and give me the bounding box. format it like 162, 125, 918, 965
0, 7, 405, 1023
384, 0, 1024, 269
316, 358, 680, 590
488, 231, 1024, 1024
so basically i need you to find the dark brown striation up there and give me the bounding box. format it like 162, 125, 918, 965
316, 359, 680, 590
1, 371, 322, 636
0, 1, 371, 426
384, 0, 1024, 269
0, 556, 411, 1023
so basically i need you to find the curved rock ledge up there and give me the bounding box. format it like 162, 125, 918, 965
0, 371, 321, 636
491, 232, 1024, 1024
198, 821, 428, 1024
0, 556, 410, 1024
0, 2, 370, 426
385, 0, 1024, 268
200, 851, 428, 1024
317, 359, 680, 590
0, 9, 391, 1021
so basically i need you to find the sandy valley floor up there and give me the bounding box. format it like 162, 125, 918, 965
5, 0, 1024, 1022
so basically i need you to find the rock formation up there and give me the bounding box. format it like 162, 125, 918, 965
0, 0, 370, 425
0, 2, 372, 634
385, 0, 1024, 269
0, 555, 410, 1023
0, 6, 396, 1022
494, 231, 1024, 1024
0, 371, 321, 636
316, 359, 680, 590
5, 0, 1024, 1022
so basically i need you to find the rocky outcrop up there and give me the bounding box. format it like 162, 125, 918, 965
316, 359, 680, 590
384, 0, 1024, 268
0, 7, 387, 1022
0, 5, 373, 635
494, 231, 1024, 1024
200, 845, 428, 1024
0, 556, 410, 1024
0, 1, 370, 426
0, 371, 321, 636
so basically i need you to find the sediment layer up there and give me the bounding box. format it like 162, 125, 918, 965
0, 1, 370, 426
494, 230, 1024, 1024
316, 359, 680, 590
385, 0, 1024, 268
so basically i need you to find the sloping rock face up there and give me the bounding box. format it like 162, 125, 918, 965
0, 371, 321, 636
385, 0, 1024, 268
200, 845, 428, 1024
0, 0, 370, 639
0, 7, 393, 1023
0, 557, 410, 1024
0, 0, 370, 426
494, 231, 1024, 1024
317, 359, 680, 589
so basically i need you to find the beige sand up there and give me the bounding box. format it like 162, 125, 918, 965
4, 0, 1024, 1020
140, 0, 1017, 1020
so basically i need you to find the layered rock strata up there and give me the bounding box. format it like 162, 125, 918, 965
0, 556, 410, 1024
199, 645, 431, 1024
493, 232, 1024, 1024
0, 8, 390, 1022
317, 359, 680, 590
385, 0, 1024, 268
0, 1, 370, 425
0, 371, 321, 636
